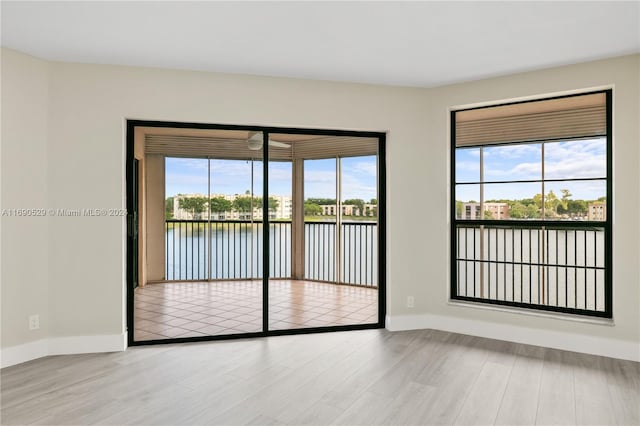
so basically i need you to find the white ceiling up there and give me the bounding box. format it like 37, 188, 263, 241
2, 1, 639, 87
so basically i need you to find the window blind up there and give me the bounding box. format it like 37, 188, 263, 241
145, 134, 377, 160
455, 92, 607, 147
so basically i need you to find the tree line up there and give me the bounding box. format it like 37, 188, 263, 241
304, 198, 377, 216
166, 195, 279, 219
456, 190, 606, 219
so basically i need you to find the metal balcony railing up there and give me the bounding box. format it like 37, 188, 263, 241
453, 221, 609, 317
165, 219, 377, 287
304, 221, 378, 287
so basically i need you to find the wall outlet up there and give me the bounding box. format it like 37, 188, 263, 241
407, 296, 415, 308
28, 314, 40, 330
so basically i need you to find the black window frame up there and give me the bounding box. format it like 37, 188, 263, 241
450, 89, 613, 318
126, 120, 387, 347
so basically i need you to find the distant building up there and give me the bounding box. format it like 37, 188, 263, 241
462, 202, 510, 220
587, 202, 606, 221
321, 204, 356, 216
173, 193, 292, 220
320, 203, 376, 217
271, 195, 293, 220
173, 193, 206, 220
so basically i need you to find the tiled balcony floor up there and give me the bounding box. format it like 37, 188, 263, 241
133, 280, 378, 341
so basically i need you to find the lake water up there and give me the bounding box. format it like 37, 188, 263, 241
165, 222, 378, 287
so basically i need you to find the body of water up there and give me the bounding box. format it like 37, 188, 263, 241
165, 221, 378, 287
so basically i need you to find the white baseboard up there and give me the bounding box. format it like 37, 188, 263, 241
1, 333, 127, 369
0, 339, 49, 369
386, 314, 640, 362
48, 333, 128, 356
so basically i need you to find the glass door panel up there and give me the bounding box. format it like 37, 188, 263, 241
133, 129, 264, 342
303, 158, 337, 284
132, 127, 382, 343
339, 155, 379, 325
209, 157, 263, 334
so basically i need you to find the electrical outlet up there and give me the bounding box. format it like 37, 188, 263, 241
407, 296, 415, 308
29, 314, 40, 330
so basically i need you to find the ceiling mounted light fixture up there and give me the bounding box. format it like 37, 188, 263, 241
247, 132, 291, 151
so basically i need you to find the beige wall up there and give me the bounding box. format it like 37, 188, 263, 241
1, 49, 50, 347
1, 47, 638, 359
41, 57, 425, 340
416, 55, 640, 353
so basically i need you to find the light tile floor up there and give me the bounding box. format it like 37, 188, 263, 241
134, 280, 378, 341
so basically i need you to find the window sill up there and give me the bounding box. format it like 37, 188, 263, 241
448, 299, 615, 326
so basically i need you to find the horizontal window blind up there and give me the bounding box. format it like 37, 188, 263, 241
455, 92, 606, 146
145, 134, 377, 160
293, 136, 377, 159
145, 135, 287, 160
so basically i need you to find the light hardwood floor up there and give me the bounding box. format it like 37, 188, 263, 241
1, 329, 638, 425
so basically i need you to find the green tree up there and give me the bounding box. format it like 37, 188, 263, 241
179, 196, 207, 219
545, 190, 560, 216
556, 189, 572, 215
304, 202, 322, 216
165, 197, 174, 219
525, 204, 541, 218
455, 200, 464, 218
267, 197, 279, 212
370, 198, 377, 205
533, 193, 543, 210
209, 197, 232, 213
508, 202, 526, 219
567, 199, 587, 216
306, 198, 336, 205
483, 210, 494, 219
533, 191, 563, 217
232, 196, 278, 213
233, 196, 255, 212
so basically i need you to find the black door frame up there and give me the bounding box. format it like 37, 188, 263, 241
126, 120, 387, 346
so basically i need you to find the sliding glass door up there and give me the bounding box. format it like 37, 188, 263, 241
134, 131, 264, 341
128, 124, 384, 345
268, 134, 379, 331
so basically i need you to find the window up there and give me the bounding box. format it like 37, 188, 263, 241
451, 90, 612, 317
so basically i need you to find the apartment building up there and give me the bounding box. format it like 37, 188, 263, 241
462, 202, 511, 220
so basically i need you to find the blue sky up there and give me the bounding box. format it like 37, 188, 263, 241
455, 138, 606, 201
165, 155, 377, 201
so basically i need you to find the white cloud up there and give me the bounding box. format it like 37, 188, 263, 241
544, 139, 606, 179
480, 138, 606, 181
303, 170, 337, 198
485, 143, 540, 159
484, 161, 541, 180
456, 161, 480, 171
342, 172, 376, 201
350, 161, 377, 176
455, 138, 608, 200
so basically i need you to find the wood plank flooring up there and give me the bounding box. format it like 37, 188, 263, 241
1, 329, 638, 425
